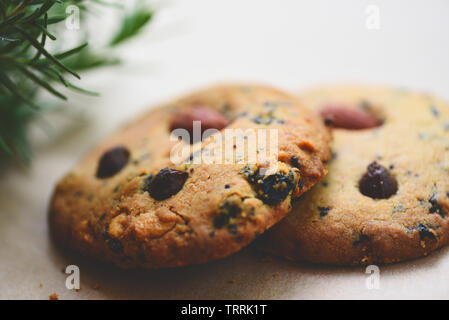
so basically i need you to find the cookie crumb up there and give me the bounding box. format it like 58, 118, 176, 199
49, 293, 59, 300
272, 272, 279, 278
228, 279, 236, 284
39, 283, 43, 288
93, 283, 100, 290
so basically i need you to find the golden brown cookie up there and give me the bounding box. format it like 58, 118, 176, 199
49, 84, 331, 268
260, 85, 449, 265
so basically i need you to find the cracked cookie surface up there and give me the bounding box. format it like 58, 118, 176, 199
49, 84, 331, 268
260, 85, 449, 265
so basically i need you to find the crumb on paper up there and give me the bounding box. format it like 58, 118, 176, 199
93, 283, 100, 290
272, 272, 279, 278
228, 279, 236, 284
49, 293, 59, 300
39, 283, 43, 288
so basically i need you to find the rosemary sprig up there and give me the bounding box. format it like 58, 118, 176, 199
0, 0, 154, 166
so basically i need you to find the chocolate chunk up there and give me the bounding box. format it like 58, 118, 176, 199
214, 201, 241, 229
243, 166, 295, 205
297, 179, 304, 190
318, 206, 330, 217
259, 173, 295, 204
429, 194, 445, 218
107, 238, 124, 254
251, 115, 275, 125
353, 234, 370, 247
96, 146, 130, 179
290, 156, 301, 169
416, 224, 436, 240
144, 168, 188, 200
431, 105, 439, 117
359, 161, 398, 199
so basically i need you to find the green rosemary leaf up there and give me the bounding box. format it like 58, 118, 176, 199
21, 0, 57, 24
14, 26, 80, 79
109, 7, 153, 46
0, 135, 13, 156
0, 12, 26, 29
0, 72, 39, 109
15, 63, 67, 100
0, 0, 156, 165
31, 22, 56, 41
66, 81, 99, 96
53, 42, 88, 60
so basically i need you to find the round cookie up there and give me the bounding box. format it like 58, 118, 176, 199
260, 85, 449, 265
49, 84, 331, 268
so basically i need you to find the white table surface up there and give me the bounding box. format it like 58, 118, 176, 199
1, 0, 449, 299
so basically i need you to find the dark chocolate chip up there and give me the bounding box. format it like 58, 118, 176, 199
213, 201, 241, 229
416, 224, 436, 240
209, 231, 215, 238
254, 171, 295, 205
318, 206, 330, 217
359, 161, 398, 199
251, 115, 275, 125
107, 238, 124, 254
144, 168, 188, 201
96, 146, 130, 179
144, 168, 189, 201
353, 234, 370, 247
431, 105, 439, 117
243, 166, 295, 205
290, 156, 301, 169
224, 184, 231, 189
429, 194, 445, 218
297, 179, 304, 191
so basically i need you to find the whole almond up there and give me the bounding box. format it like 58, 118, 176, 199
170, 106, 230, 143
319, 104, 381, 130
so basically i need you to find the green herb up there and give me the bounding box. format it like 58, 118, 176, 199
0, 0, 154, 166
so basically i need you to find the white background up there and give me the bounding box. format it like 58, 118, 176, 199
1, 0, 449, 299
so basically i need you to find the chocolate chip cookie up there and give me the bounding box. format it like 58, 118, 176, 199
260, 85, 449, 265
49, 84, 331, 268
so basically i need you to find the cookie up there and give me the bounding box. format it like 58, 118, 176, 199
260, 85, 449, 265
49, 84, 331, 268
